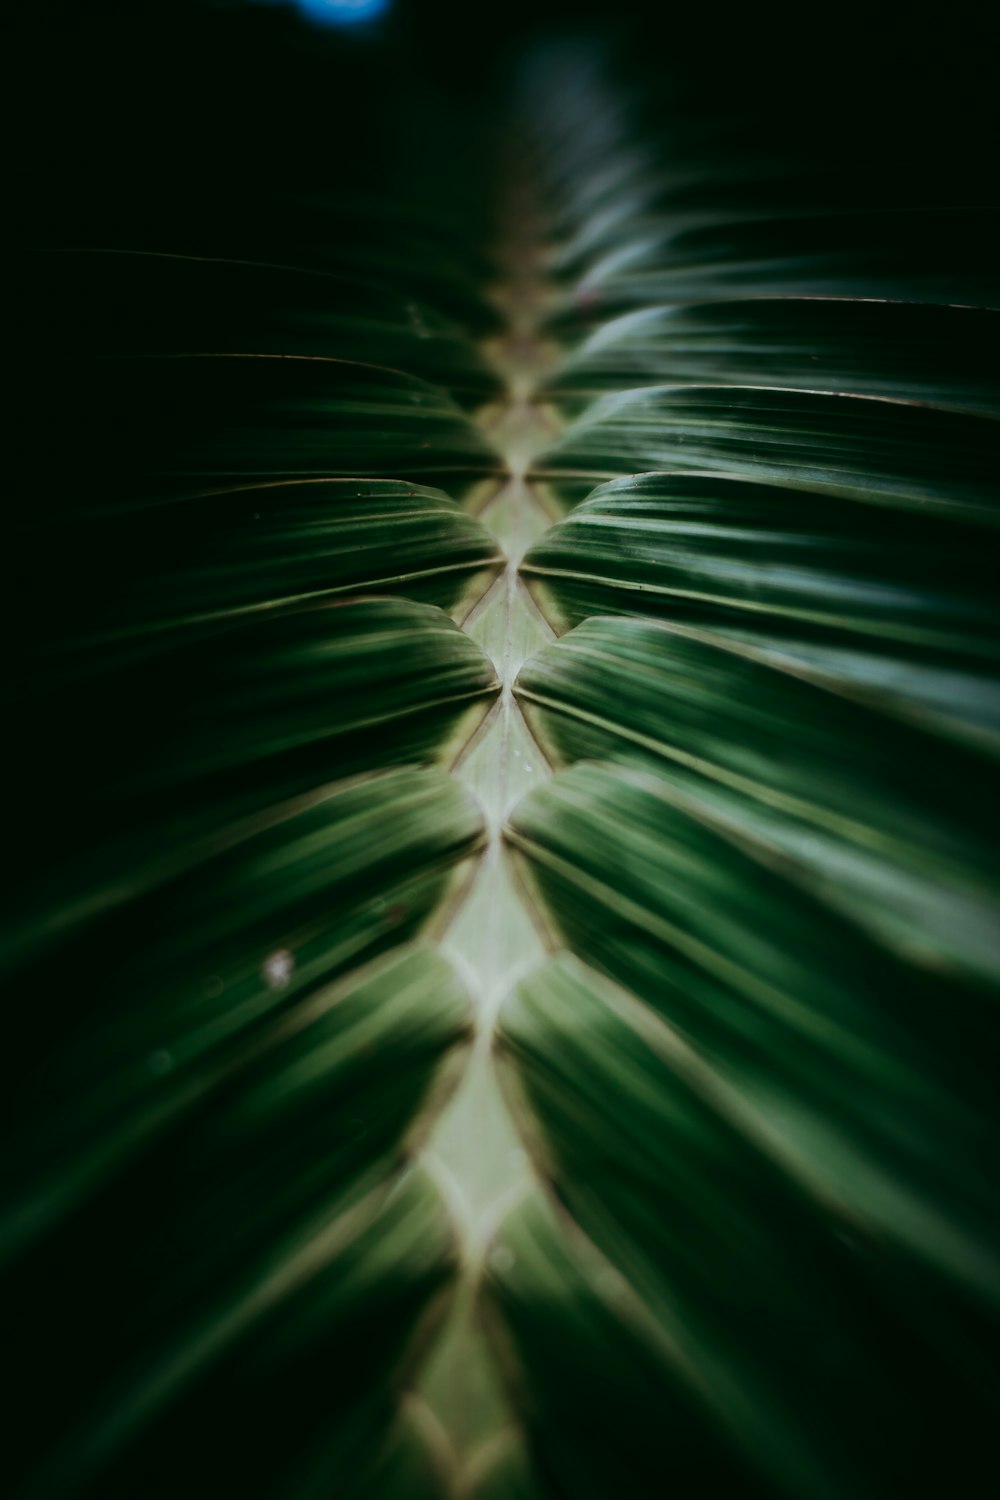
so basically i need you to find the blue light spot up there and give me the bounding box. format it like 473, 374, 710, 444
294, 0, 391, 26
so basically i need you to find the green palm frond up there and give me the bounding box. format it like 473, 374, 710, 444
3, 8, 999, 1499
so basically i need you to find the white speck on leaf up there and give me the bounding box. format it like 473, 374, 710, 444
263, 949, 295, 988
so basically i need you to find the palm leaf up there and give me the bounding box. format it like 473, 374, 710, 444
3, 7, 999, 1498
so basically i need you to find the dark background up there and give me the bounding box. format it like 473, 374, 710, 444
2, 0, 995, 191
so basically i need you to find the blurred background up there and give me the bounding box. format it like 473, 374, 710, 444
3, 0, 995, 190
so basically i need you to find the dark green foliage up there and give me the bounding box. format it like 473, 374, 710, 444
3, 2, 999, 1496
495, 959, 999, 1499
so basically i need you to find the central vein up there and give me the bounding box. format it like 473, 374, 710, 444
414, 177, 562, 1479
